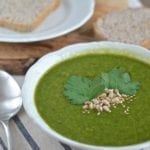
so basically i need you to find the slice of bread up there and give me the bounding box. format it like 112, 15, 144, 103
94, 8, 150, 47
78, 0, 128, 34
0, 0, 60, 32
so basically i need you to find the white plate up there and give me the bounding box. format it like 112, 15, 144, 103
0, 0, 95, 43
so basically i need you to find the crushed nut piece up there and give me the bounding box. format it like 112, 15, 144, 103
82, 89, 134, 115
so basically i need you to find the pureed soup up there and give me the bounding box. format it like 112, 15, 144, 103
34, 53, 150, 146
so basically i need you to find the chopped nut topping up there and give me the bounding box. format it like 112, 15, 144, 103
82, 89, 134, 115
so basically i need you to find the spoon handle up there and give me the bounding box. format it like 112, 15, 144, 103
1, 120, 12, 150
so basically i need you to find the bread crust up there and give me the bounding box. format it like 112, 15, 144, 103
140, 40, 150, 49
94, 17, 108, 40
0, 0, 60, 32
78, 0, 128, 34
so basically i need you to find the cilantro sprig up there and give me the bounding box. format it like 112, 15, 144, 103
64, 68, 140, 105
64, 76, 104, 104
100, 68, 140, 96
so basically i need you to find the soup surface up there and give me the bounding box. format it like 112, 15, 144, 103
35, 53, 150, 146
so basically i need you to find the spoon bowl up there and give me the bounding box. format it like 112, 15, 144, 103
0, 70, 22, 150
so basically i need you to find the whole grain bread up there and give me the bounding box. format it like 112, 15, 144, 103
0, 0, 60, 32
94, 8, 150, 47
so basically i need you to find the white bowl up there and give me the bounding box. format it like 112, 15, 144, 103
22, 41, 150, 150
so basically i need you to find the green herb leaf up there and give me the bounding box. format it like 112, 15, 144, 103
64, 68, 140, 105
64, 76, 105, 104
100, 68, 140, 95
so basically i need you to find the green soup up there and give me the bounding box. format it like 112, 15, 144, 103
35, 53, 150, 146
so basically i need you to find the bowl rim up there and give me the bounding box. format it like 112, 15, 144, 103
22, 41, 150, 150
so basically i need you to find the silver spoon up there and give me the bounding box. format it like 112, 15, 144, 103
0, 70, 22, 150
